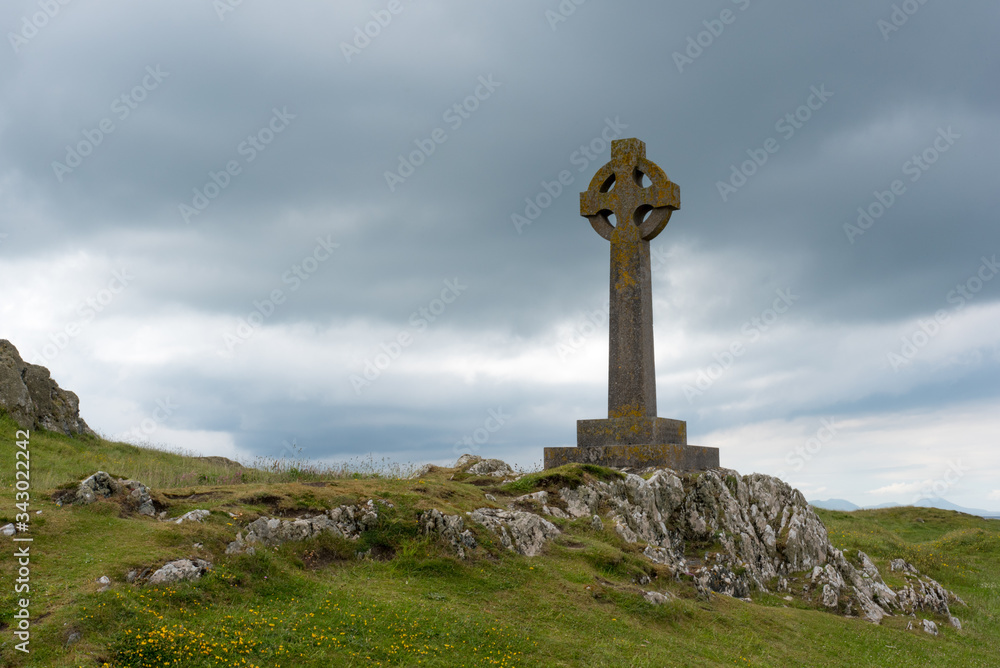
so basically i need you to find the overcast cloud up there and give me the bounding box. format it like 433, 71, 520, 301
1, 0, 998, 509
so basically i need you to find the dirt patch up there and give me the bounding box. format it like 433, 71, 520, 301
369, 544, 396, 561
239, 493, 283, 507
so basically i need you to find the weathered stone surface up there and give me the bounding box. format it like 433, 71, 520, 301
174, 509, 211, 524
148, 559, 212, 585
62, 472, 158, 516
455, 454, 481, 469
122, 480, 156, 516
527, 463, 965, 624
642, 590, 674, 605
225, 499, 390, 554
545, 443, 719, 471
510, 491, 569, 518
922, 618, 939, 635
0, 339, 95, 436
466, 458, 515, 478
578, 417, 687, 447
409, 463, 435, 479
467, 508, 560, 557
77, 471, 122, 503
895, 569, 957, 616
1, 523, 16, 537
419, 509, 477, 558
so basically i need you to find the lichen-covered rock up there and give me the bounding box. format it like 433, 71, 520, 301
419, 509, 477, 558
147, 559, 212, 585
174, 510, 211, 524
454, 454, 481, 469
75, 471, 122, 504
556, 468, 830, 593
467, 508, 560, 557
0, 339, 95, 436
642, 590, 674, 605
63, 472, 157, 516
122, 480, 155, 516
225, 499, 391, 554
539, 464, 966, 625
510, 491, 569, 518
466, 458, 515, 478
896, 571, 956, 616
409, 464, 435, 479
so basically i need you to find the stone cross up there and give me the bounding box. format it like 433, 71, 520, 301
579, 138, 679, 419
543, 138, 719, 471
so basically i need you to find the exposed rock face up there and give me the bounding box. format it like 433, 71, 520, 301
148, 559, 213, 585
225, 499, 391, 555
61, 471, 156, 516
449, 458, 968, 627
122, 480, 156, 516
467, 508, 560, 557
174, 509, 211, 524
890, 558, 965, 617
419, 509, 477, 558
510, 491, 569, 518
457, 455, 516, 479
642, 590, 674, 605
0, 339, 95, 436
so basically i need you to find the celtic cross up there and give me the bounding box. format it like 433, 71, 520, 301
580, 138, 680, 419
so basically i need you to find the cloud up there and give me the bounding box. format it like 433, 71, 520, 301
1, 1, 997, 505
989, 490, 1000, 502
867, 481, 930, 497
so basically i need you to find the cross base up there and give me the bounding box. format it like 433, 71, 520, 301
543, 416, 718, 470
543, 443, 719, 471
578, 417, 688, 447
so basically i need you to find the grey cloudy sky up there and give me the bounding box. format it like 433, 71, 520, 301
2, 0, 998, 509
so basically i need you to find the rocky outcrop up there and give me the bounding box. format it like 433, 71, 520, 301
891, 558, 965, 621
225, 499, 390, 555
467, 507, 560, 557
174, 509, 211, 524
455, 454, 516, 479
60, 471, 156, 516
419, 509, 477, 558
0, 339, 94, 436
148, 559, 213, 585
443, 457, 965, 627
549, 466, 971, 625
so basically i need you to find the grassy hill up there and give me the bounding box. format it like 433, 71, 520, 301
1, 413, 998, 667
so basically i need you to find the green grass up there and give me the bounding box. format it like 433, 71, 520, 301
0, 412, 998, 666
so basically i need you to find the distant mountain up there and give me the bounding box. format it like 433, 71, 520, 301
809, 496, 1000, 519
914, 497, 1000, 519
809, 499, 859, 511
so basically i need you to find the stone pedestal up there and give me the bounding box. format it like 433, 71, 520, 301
543, 442, 719, 471
544, 416, 719, 470
578, 416, 687, 447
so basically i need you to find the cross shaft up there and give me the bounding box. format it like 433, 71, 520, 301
579, 138, 679, 418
